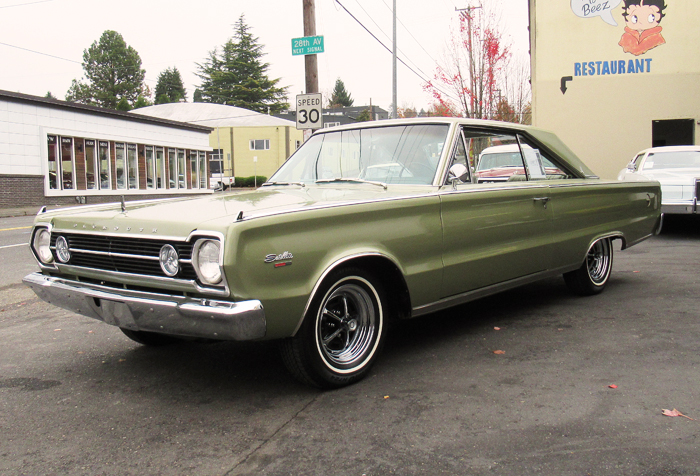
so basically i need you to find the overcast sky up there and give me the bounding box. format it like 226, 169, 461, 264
0, 0, 529, 113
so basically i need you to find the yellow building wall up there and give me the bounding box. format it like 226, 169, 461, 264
531, 0, 700, 179
208, 125, 303, 180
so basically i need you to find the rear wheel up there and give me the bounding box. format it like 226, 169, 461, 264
281, 267, 388, 389
563, 238, 613, 296
120, 328, 182, 346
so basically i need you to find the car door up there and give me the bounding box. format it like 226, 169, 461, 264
439, 127, 554, 298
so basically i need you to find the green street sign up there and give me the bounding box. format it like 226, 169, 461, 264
292, 35, 324, 56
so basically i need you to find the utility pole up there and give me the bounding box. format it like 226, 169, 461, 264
391, 0, 397, 119
303, 0, 319, 95
456, 4, 482, 118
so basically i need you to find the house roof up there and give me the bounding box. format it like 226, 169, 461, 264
133, 103, 297, 128
0, 89, 212, 133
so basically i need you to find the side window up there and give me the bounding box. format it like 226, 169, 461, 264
517, 136, 572, 180
632, 153, 645, 170
465, 129, 524, 183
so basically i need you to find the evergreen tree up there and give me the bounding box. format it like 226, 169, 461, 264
155, 67, 187, 104
329, 78, 354, 108
195, 15, 288, 113
355, 108, 371, 122
65, 30, 147, 110
193, 89, 204, 102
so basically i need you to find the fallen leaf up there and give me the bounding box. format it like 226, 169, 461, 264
609, 384, 618, 389
54, 329, 62, 332
493, 350, 506, 355
494, 327, 501, 331
662, 408, 695, 420
633, 271, 640, 273
383, 395, 390, 399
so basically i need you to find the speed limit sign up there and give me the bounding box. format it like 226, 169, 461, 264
296, 93, 323, 130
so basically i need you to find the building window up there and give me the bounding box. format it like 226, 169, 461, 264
98, 141, 111, 189
210, 149, 224, 174
145, 145, 155, 189
177, 149, 186, 188
84, 139, 98, 190
115, 143, 126, 189
295, 140, 302, 150
127, 143, 138, 190
60, 137, 74, 189
168, 148, 177, 189
47, 135, 58, 190
190, 150, 198, 189
249, 139, 270, 150
156, 147, 165, 189
199, 151, 207, 188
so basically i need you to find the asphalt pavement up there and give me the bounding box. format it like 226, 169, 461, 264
0, 215, 698, 475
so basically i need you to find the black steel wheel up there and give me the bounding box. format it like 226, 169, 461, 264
281, 267, 388, 389
563, 237, 613, 296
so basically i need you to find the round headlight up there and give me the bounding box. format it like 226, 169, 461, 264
159, 244, 179, 277
194, 239, 222, 285
33, 228, 53, 264
55, 236, 71, 263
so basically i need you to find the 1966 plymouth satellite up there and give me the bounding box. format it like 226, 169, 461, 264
24, 118, 662, 388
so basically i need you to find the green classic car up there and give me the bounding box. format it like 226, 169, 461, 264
24, 118, 662, 388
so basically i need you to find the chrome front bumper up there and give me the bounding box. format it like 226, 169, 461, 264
23, 272, 266, 341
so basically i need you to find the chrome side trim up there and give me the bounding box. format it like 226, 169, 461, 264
23, 272, 265, 341
411, 265, 579, 317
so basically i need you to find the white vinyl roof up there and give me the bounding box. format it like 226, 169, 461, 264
133, 103, 296, 128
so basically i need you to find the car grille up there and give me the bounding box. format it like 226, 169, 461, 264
50, 232, 197, 280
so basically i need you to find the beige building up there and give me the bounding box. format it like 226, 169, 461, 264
135, 103, 303, 184
530, 0, 699, 179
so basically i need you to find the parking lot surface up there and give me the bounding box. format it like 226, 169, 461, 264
1, 215, 698, 475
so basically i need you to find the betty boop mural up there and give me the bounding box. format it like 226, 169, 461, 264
618, 0, 667, 55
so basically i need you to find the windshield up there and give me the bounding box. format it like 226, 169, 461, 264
270, 124, 449, 185
644, 151, 700, 169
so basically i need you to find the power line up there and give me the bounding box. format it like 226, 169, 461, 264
334, 0, 460, 105
354, 0, 435, 84
0, 0, 54, 9
0, 41, 80, 64
0, 40, 158, 84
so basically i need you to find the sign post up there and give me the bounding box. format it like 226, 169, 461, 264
296, 93, 323, 130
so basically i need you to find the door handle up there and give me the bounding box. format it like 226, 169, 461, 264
533, 197, 551, 209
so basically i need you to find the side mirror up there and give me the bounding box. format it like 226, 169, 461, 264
448, 163, 469, 184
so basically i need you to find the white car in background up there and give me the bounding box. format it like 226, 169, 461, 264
618, 146, 700, 215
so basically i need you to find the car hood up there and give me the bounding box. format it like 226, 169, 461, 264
640, 167, 700, 185
39, 185, 433, 237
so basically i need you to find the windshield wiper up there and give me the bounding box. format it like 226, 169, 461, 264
261, 181, 305, 187
315, 178, 387, 190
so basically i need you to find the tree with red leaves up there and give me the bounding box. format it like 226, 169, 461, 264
424, 2, 530, 123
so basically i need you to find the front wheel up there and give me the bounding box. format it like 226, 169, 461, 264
563, 237, 613, 296
281, 267, 388, 389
